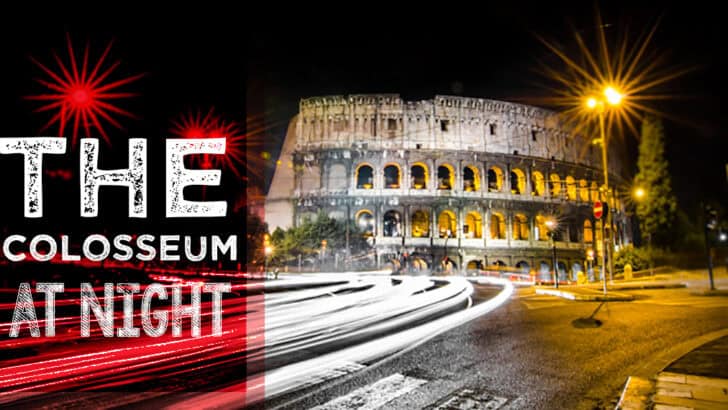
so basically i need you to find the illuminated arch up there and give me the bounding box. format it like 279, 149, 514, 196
532, 171, 545, 196
383, 210, 402, 237
549, 173, 562, 197
463, 165, 481, 192
510, 168, 526, 195
464, 211, 483, 238
579, 179, 589, 201
489, 212, 506, 239
535, 215, 548, 241
355, 164, 374, 189
437, 164, 454, 190
437, 210, 457, 237
584, 219, 594, 243
383, 163, 401, 189
565, 176, 577, 200
513, 213, 529, 240
410, 162, 428, 189
515, 260, 530, 273
487, 166, 504, 192
355, 209, 374, 236
590, 181, 599, 202
466, 260, 483, 271
411, 210, 430, 237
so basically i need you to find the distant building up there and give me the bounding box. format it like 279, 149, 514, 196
266, 94, 631, 277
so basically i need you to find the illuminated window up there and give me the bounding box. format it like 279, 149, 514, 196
549, 174, 562, 197
584, 219, 593, 243
532, 171, 545, 196
510, 168, 526, 195
383, 210, 402, 237
513, 214, 529, 240
383, 164, 401, 189
464, 211, 483, 238
590, 181, 599, 202
487, 166, 504, 192
356, 164, 374, 189
463, 166, 480, 192
438, 210, 457, 238
535, 215, 548, 241
489, 212, 506, 239
438, 164, 454, 190
411, 210, 430, 237
356, 210, 374, 236
579, 179, 589, 201
566, 176, 577, 200
410, 163, 428, 189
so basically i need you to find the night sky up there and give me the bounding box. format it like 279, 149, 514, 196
0, 3, 724, 232
248, 2, 726, 219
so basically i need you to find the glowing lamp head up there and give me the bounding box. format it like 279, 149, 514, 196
719, 232, 727, 242
633, 187, 646, 200
586, 97, 598, 109
587, 249, 595, 258
264, 245, 273, 256
604, 86, 623, 106
545, 218, 556, 230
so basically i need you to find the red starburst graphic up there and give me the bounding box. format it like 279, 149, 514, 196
26, 34, 143, 145
170, 109, 246, 179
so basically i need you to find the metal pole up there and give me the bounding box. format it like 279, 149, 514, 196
552, 235, 558, 289
704, 216, 716, 291
598, 110, 610, 294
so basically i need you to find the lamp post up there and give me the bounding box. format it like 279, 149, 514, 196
586, 86, 623, 285
545, 218, 558, 289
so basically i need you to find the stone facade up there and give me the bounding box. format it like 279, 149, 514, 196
266, 94, 631, 278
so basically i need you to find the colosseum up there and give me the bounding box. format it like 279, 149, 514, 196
265, 94, 632, 279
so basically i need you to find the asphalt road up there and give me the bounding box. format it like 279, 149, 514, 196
268, 285, 728, 410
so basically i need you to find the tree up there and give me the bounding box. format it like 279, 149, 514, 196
270, 211, 371, 265
634, 115, 677, 248
246, 212, 268, 265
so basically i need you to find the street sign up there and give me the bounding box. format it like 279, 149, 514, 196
593, 201, 603, 219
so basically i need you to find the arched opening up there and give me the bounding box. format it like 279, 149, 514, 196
535, 215, 548, 241
532, 171, 545, 196
568, 221, 579, 242
438, 210, 457, 238
410, 163, 428, 189
539, 261, 551, 274
579, 179, 589, 201
411, 210, 430, 238
463, 166, 480, 192
516, 260, 530, 273
549, 173, 562, 197
383, 164, 401, 189
490, 212, 506, 239
565, 176, 577, 200
464, 211, 483, 238
356, 164, 374, 189
510, 168, 526, 194
437, 164, 454, 190
487, 166, 504, 192
513, 214, 529, 240
590, 181, 599, 202
557, 261, 568, 280
572, 262, 583, 279
583, 219, 593, 243
466, 260, 483, 272
383, 210, 402, 237
411, 257, 428, 272
356, 210, 375, 236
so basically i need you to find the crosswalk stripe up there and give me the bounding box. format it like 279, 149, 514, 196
309, 373, 427, 410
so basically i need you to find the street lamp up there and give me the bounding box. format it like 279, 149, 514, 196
545, 217, 559, 289
585, 85, 624, 286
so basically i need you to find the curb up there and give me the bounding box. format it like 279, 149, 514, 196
617, 376, 654, 409
535, 288, 634, 301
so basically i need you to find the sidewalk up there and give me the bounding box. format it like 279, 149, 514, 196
619, 332, 728, 409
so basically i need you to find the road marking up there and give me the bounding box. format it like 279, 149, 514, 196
295, 361, 367, 391
309, 373, 427, 410
433, 388, 509, 409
